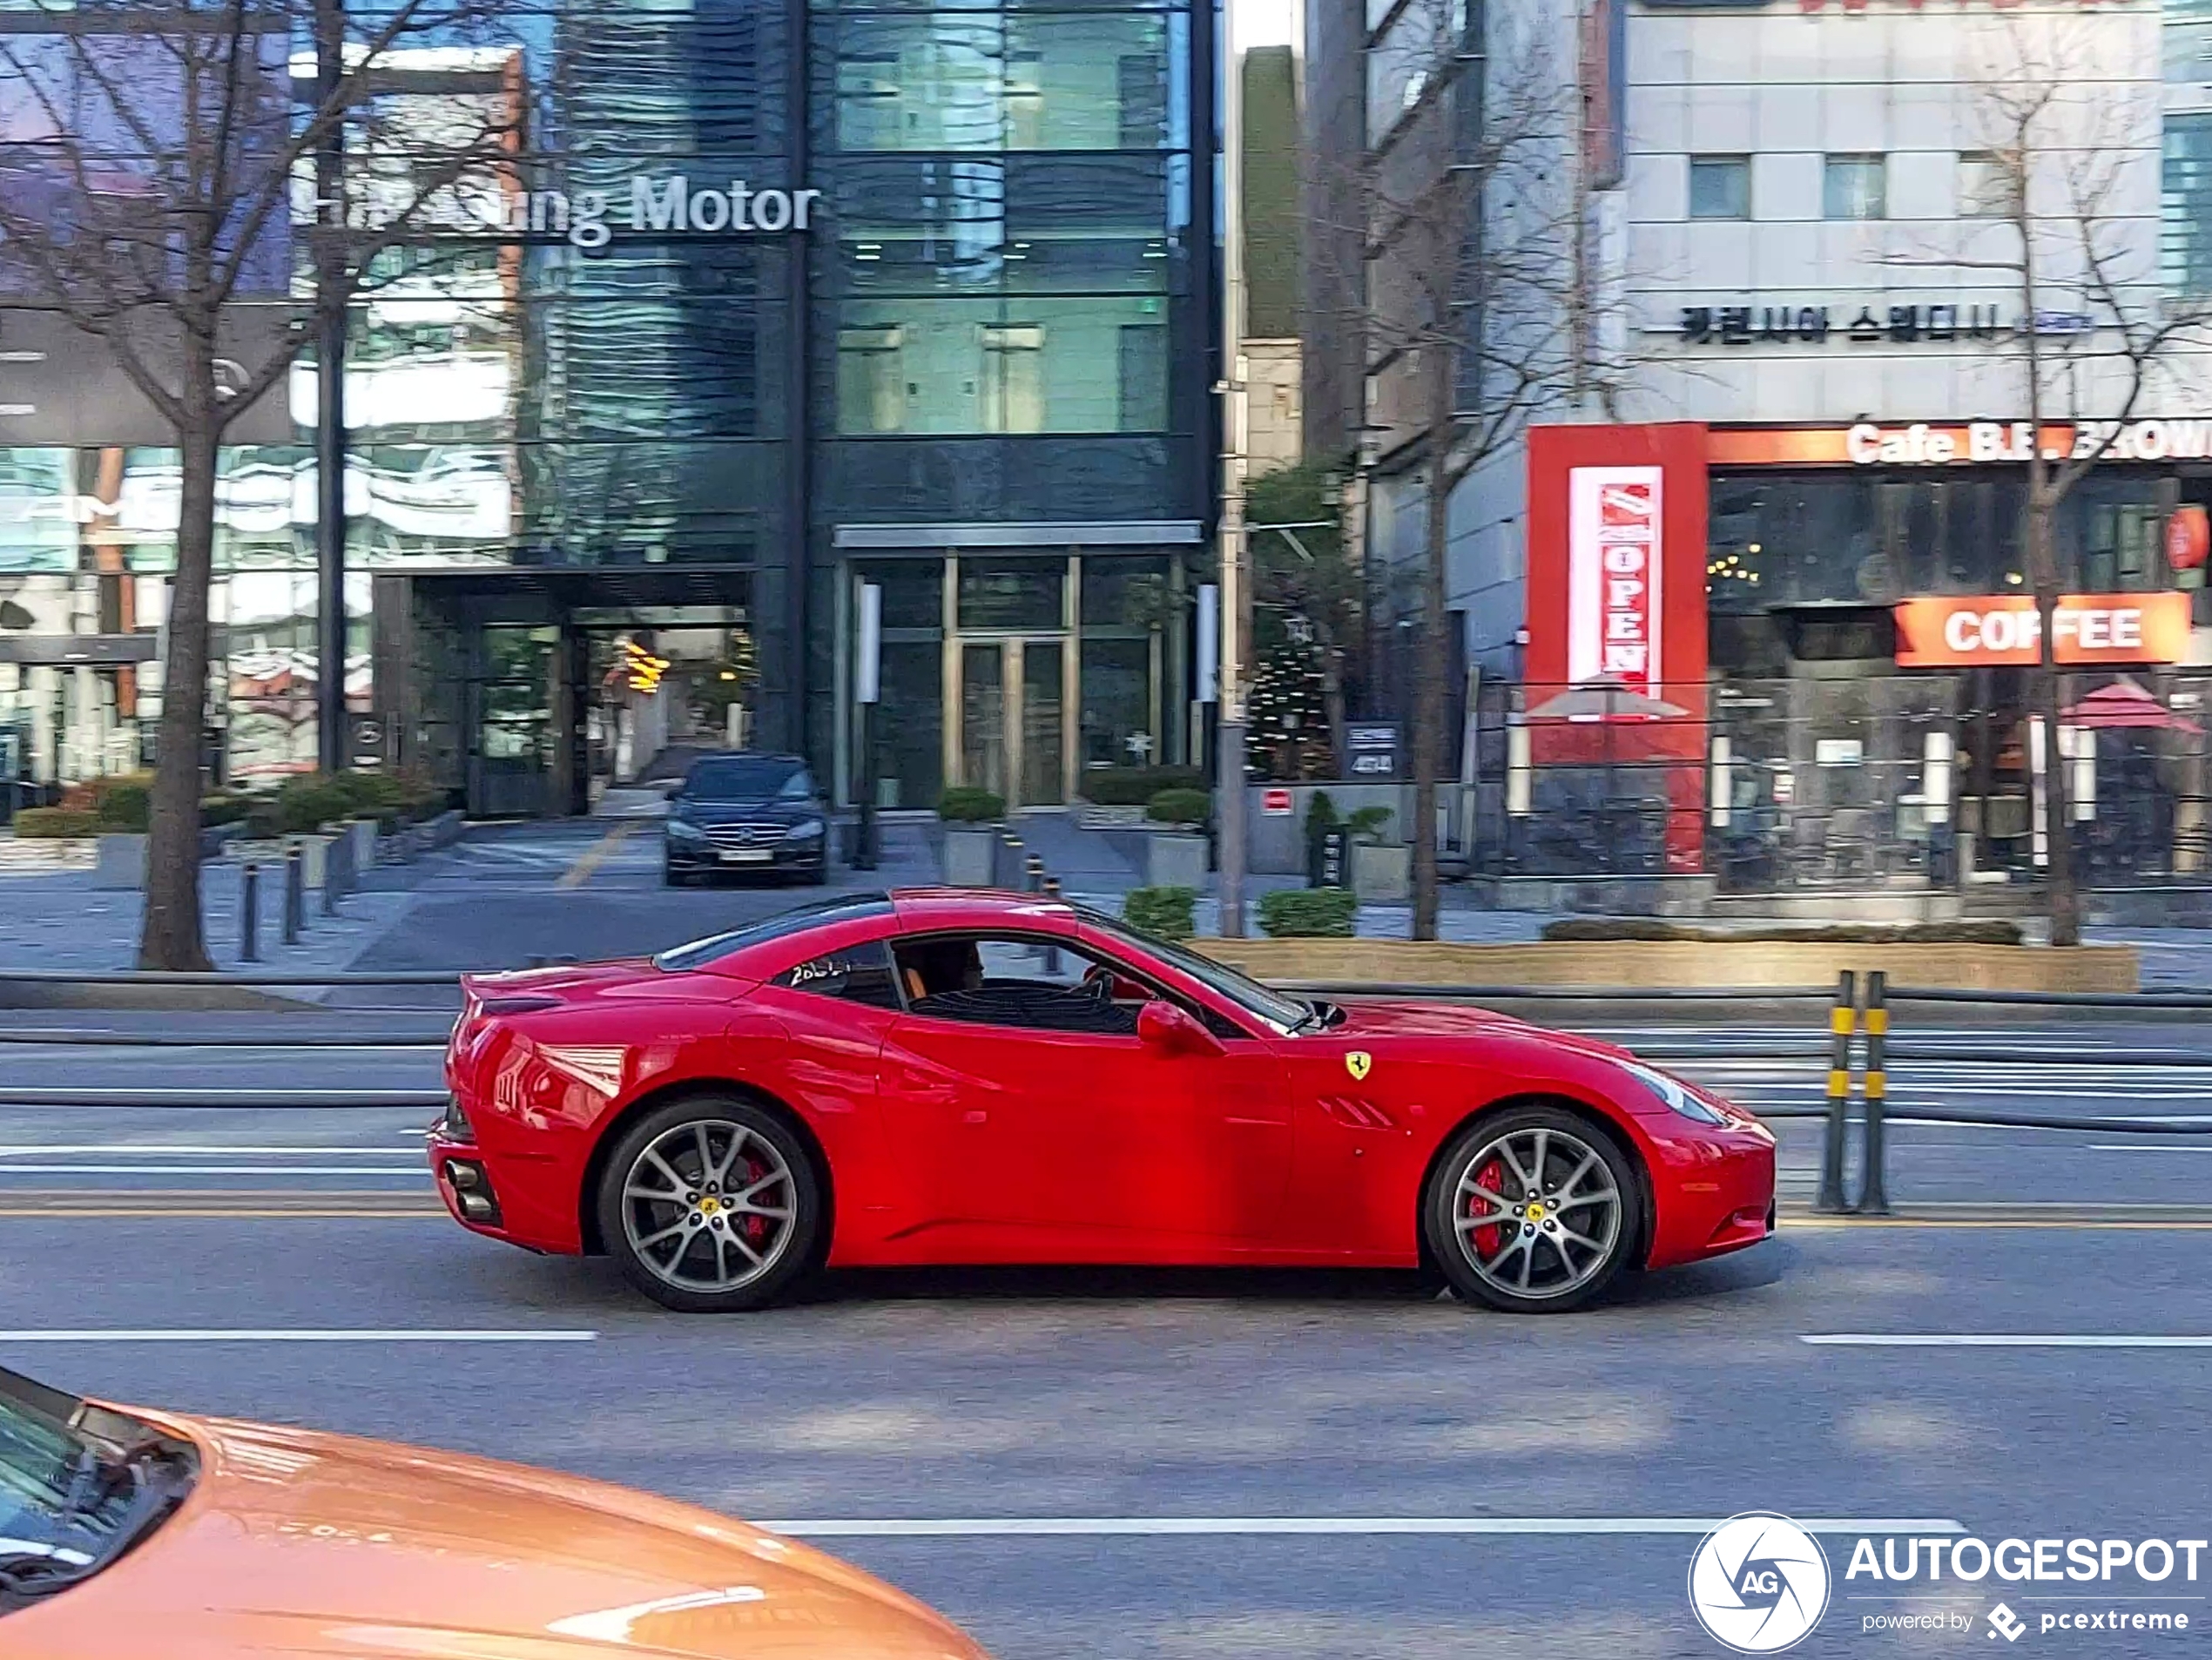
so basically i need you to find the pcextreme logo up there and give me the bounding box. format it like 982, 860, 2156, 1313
1688, 1513, 1831, 1653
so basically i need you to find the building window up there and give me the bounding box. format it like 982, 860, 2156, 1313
1958, 151, 2018, 219
1688, 155, 1750, 220
836, 297, 1170, 435
1823, 153, 1887, 220
837, 327, 906, 434
2165, 113, 2212, 294
827, 13, 1178, 153
980, 324, 1044, 434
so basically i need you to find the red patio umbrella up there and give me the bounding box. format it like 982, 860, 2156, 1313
2060, 679, 2204, 735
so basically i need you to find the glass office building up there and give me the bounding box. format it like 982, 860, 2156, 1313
0, 0, 1216, 813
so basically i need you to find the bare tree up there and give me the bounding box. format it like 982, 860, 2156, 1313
1892, 17, 2212, 946
0, 0, 518, 968
1322, 3, 1610, 936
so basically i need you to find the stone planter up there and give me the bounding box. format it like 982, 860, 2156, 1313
290, 833, 334, 890
91, 832, 145, 889
1146, 831, 1210, 891
421, 808, 464, 848
1349, 841, 1412, 903
344, 818, 379, 871
941, 824, 1000, 887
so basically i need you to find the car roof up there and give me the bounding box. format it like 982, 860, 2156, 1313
889, 887, 1078, 930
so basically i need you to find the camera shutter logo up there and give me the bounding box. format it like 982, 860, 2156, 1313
1687, 1512, 1831, 1653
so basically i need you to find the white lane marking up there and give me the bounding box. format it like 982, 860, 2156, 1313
1804, 1334, 2212, 1349
2088, 1144, 2212, 1153
763, 1516, 1966, 1539
0, 1329, 596, 1344
0, 1164, 423, 1176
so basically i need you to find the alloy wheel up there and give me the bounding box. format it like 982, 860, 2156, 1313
618, 1120, 797, 1293
1450, 1125, 1623, 1301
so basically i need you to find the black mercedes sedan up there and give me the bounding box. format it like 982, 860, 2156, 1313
662, 752, 830, 885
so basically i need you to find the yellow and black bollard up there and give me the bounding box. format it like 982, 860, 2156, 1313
1815, 969, 1858, 1214
1855, 969, 1891, 1215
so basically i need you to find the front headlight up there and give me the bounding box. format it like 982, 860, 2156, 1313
666, 819, 706, 841
1622, 1059, 1729, 1125
784, 817, 826, 840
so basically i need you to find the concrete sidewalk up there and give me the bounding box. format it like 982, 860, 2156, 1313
0, 860, 416, 975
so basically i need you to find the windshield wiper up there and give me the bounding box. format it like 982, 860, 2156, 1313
1286, 1001, 1322, 1035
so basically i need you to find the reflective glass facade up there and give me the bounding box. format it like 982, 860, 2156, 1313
0, 0, 1214, 808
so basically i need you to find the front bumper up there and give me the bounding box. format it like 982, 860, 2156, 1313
664, 836, 826, 873
1639, 1123, 1777, 1272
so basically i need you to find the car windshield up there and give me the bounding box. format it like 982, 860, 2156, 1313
653, 895, 894, 972
683, 757, 813, 802
1077, 907, 1314, 1035
0, 1370, 190, 1608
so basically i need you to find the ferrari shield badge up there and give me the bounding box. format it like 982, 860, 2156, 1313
1345, 1051, 1372, 1082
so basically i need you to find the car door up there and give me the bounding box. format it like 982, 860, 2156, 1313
877, 930, 1291, 1256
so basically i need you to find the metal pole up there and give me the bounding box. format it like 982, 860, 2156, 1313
1213, 0, 1251, 939
314, 0, 348, 776
283, 846, 305, 946
321, 834, 342, 916
1814, 969, 1857, 1214
854, 582, 880, 870
1856, 969, 1892, 1215
239, 862, 260, 963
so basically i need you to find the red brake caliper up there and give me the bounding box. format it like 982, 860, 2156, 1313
1467, 1157, 1507, 1256
738, 1152, 773, 1250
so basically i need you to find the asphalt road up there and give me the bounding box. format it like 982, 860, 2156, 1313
3, 1211, 2210, 1657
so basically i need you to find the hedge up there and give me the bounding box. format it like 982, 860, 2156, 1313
12, 808, 101, 839
95, 783, 151, 832
1539, 919, 2026, 946
1258, 886, 1358, 938
1144, 787, 1211, 827
937, 786, 1005, 823
1123, 886, 1197, 941
1080, 766, 1205, 807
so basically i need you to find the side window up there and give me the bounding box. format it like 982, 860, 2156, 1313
893, 933, 1145, 1036
774, 939, 902, 1010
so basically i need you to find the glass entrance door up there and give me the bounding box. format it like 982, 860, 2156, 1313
955, 637, 1069, 807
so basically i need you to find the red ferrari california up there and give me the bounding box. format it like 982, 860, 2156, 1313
429, 889, 1775, 1314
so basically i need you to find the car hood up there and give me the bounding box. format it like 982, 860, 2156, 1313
1327, 998, 1635, 1060
7, 1412, 985, 1660
671, 800, 819, 827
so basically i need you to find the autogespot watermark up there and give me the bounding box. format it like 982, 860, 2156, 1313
1689, 1519, 2208, 1649
1689, 1514, 1832, 1653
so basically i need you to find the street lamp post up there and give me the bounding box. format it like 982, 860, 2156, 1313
1214, 0, 1251, 938
314, 0, 347, 776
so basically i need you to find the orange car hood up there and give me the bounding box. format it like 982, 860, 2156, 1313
5, 1412, 985, 1660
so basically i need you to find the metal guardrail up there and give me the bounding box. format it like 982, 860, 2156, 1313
1, 967, 2210, 1205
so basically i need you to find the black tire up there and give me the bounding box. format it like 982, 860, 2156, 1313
597, 1094, 823, 1312
802, 861, 828, 886
1423, 1104, 1641, 1314
664, 860, 691, 887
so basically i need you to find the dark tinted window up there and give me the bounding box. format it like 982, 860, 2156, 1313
653, 896, 892, 971
685, 755, 815, 800
775, 940, 902, 1010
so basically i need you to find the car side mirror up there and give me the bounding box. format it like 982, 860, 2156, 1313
1136, 998, 1224, 1057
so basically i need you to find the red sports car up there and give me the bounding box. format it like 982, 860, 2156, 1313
429, 889, 1776, 1314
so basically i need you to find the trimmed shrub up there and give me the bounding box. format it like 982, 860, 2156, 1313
1345, 804, 1394, 843
199, 794, 255, 827
937, 786, 1006, 824
1258, 886, 1358, 938
1538, 919, 2027, 946
1080, 766, 1205, 807
96, 783, 151, 832
243, 801, 285, 841
1123, 885, 1197, 941
1144, 787, 1211, 827
12, 807, 100, 839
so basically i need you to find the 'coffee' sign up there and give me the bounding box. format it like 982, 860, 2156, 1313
1894, 593, 2189, 668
